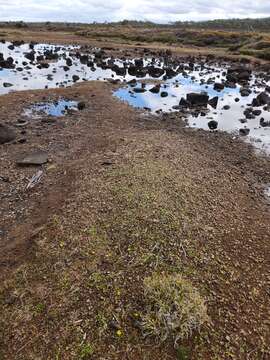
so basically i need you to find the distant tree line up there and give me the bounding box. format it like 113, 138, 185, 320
173, 18, 270, 32
0, 17, 270, 32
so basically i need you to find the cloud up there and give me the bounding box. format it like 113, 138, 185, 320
0, 0, 269, 23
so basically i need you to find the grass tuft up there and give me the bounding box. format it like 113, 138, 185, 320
142, 273, 209, 344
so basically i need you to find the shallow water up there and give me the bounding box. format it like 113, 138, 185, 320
1, 41, 270, 154
24, 99, 78, 118
0, 41, 160, 95
115, 73, 270, 154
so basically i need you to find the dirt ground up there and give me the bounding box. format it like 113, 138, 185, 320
0, 31, 270, 360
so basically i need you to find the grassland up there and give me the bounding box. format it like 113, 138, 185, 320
1, 22, 270, 60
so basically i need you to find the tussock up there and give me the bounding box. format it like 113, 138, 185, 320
142, 273, 209, 344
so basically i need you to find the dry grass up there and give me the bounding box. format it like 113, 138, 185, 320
142, 273, 209, 344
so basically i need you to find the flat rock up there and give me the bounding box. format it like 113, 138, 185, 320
17, 150, 48, 166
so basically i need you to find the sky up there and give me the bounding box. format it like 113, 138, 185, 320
0, 0, 269, 23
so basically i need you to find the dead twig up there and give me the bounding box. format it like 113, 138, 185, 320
25, 170, 43, 190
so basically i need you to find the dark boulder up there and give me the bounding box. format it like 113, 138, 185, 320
44, 50, 59, 61
77, 101, 86, 110
165, 67, 177, 78
239, 128, 250, 136
0, 56, 15, 69
134, 59, 144, 68
208, 120, 218, 130
160, 91, 168, 98
133, 87, 147, 93
128, 65, 147, 78
0, 124, 16, 144
149, 85, 160, 94
147, 66, 165, 78
208, 96, 218, 108
186, 92, 209, 106
72, 75, 80, 82
260, 118, 270, 127
213, 83, 224, 91
111, 65, 126, 76
66, 58, 73, 67
179, 97, 190, 107
240, 87, 251, 97
25, 51, 35, 62
252, 109, 262, 116
223, 105, 230, 110
226, 66, 251, 83
252, 92, 270, 107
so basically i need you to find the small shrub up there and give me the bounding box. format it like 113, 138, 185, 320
141, 273, 208, 344
79, 343, 94, 359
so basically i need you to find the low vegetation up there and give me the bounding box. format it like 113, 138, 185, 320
1, 19, 270, 61
142, 273, 209, 343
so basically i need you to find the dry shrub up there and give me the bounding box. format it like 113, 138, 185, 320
142, 273, 209, 344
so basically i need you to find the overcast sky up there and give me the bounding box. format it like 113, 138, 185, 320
0, 0, 269, 23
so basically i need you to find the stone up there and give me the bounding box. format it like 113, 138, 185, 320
213, 83, 224, 91
160, 91, 168, 98
77, 101, 86, 110
72, 75, 80, 82
0, 124, 16, 144
208, 120, 218, 130
17, 150, 48, 166
239, 128, 250, 136
149, 85, 160, 94
253, 92, 270, 106
186, 92, 209, 106
208, 96, 218, 108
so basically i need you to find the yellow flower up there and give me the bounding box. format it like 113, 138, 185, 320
116, 329, 123, 337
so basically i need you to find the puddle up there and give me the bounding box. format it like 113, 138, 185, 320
114, 69, 270, 154
24, 99, 79, 118
0, 41, 163, 95
0, 40, 270, 154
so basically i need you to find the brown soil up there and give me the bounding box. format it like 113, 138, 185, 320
0, 36, 270, 360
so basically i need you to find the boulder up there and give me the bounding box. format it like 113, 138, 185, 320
179, 97, 190, 107
239, 128, 250, 136
240, 88, 251, 97
208, 120, 218, 130
72, 75, 80, 82
133, 87, 146, 93
147, 66, 165, 78
77, 101, 86, 110
66, 58, 73, 67
3, 82, 13, 87
208, 96, 218, 108
260, 118, 270, 127
213, 83, 224, 91
227, 66, 251, 83
149, 85, 160, 94
252, 92, 270, 107
160, 91, 168, 98
0, 124, 16, 144
186, 92, 209, 106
